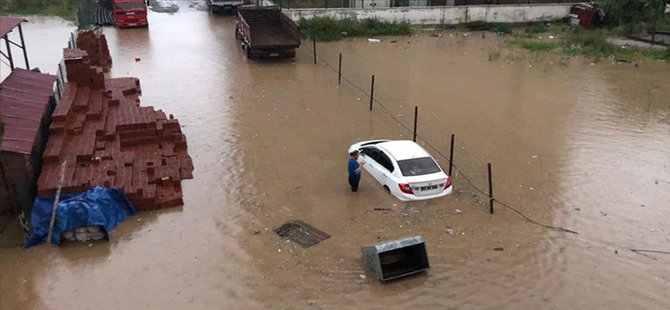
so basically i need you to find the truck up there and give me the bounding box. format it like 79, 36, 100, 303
234, 7, 301, 60
112, 0, 149, 28
206, 0, 245, 14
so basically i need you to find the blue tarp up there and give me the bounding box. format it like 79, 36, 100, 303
26, 186, 137, 248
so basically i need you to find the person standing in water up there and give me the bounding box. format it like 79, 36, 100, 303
348, 150, 365, 192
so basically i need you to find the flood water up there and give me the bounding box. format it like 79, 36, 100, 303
1, 6, 669, 310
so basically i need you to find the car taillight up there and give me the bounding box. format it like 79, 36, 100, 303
445, 177, 452, 189
399, 183, 414, 195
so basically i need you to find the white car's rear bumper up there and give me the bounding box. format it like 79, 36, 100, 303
394, 186, 453, 201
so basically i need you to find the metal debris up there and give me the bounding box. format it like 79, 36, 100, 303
274, 220, 330, 248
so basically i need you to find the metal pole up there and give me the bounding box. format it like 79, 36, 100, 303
326, 0, 328, 9
18, 24, 30, 69
71, 32, 76, 49
47, 161, 68, 244
55, 79, 62, 100
369, 75, 375, 111
4, 35, 14, 70
313, 37, 317, 64
449, 134, 454, 176
338, 53, 342, 85
413, 106, 418, 142
487, 163, 494, 214
58, 62, 66, 84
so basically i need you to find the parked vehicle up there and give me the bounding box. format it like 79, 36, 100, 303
206, 0, 245, 14
235, 6, 301, 60
112, 0, 149, 28
348, 140, 452, 201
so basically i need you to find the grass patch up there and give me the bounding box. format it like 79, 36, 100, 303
508, 37, 558, 52
489, 23, 513, 34
0, 0, 83, 21
277, 0, 347, 9
300, 17, 412, 41
525, 23, 549, 34
488, 51, 501, 61
505, 25, 670, 63
644, 47, 670, 62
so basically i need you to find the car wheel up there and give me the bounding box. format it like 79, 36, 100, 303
383, 185, 391, 193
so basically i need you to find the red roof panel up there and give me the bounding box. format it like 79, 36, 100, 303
0, 17, 26, 38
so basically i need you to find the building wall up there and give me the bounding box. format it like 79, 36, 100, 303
281, 3, 575, 25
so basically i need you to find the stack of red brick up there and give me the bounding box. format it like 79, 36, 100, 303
75, 30, 112, 72
38, 30, 193, 211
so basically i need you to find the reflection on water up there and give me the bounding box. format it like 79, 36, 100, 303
1, 9, 669, 310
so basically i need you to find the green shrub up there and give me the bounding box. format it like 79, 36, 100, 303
300, 17, 412, 41
0, 0, 83, 20
526, 23, 549, 34
489, 23, 513, 34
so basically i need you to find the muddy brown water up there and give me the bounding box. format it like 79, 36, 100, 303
1, 9, 669, 310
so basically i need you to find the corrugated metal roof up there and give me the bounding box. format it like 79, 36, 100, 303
0, 16, 26, 38
0, 69, 56, 154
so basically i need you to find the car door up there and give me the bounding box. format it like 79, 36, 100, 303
360, 147, 384, 183
375, 150, 396, 187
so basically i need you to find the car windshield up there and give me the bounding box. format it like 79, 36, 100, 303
115, 2, 146, 10
397, 157, 441, 176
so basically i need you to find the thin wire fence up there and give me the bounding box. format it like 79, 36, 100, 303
303, 41, 578, 234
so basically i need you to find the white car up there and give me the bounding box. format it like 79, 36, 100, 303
348, 140, 452, 201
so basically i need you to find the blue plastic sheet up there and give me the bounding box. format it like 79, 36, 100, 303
26, 186, 137, 247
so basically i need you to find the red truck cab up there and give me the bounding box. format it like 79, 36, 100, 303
113, 0, 149, 28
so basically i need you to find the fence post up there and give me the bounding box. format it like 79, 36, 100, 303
369, 75, 375, 111
338, 53, 342, 85
413, 106, 418, 142
313, 37, 317, 64
325, 0, 328, 9
449, 134, 454, 176
488, 163, 494, 214
71, 32, 76, 48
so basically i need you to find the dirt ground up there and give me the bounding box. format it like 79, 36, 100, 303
1, 7, 669, 310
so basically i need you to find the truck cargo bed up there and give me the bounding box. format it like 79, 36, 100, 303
251, 26, 300, 48
237, 7, 301, 50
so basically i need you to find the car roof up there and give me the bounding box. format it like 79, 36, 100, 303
376, 140, 431, 161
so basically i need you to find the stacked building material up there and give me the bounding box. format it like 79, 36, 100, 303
75, 30, 112, 72
37, 31, 193, 211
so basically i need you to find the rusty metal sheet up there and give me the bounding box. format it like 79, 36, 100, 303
0, 69, 56, 154
0, 16, 26, 38
274, 220, 330, 248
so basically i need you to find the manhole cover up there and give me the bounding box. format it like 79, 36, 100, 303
274, 220, 330, 248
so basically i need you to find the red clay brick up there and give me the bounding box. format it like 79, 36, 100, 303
37, 31, 193, 211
